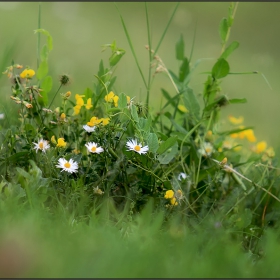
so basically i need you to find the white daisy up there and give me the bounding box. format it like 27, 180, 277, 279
85, 142, 104, 154
83, 124, 96, 133
178, 172, 187, 181
198, 142, 214, 157
33, 138, 50, 153
56, 158, 78, 173
126, 139, 149, 155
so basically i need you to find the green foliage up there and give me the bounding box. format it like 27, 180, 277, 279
0, 3, 279, 277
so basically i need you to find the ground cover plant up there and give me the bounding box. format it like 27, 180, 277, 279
1, 2, 280, 277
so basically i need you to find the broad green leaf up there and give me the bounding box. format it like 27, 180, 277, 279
229, 98, 247, 104
157, 142, 178, 164
143, 115, 152, 133
131, 104, 139, 123
219, 18, 228, 42
40, 44, 49, 61
37, 61, 48, 80
179, 57, 190, 82
183, 88, 200, 122
41, 76, 52, 93
212, 58, 230, 79
40, 76, 52, 105
147, 133, 159, 153
220, 41, 239, 59
118, 93, 127, 109
175, 34, 184, 61
7, 152, 29, 163
157, 136, 177, 155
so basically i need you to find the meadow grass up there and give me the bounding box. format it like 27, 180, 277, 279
0, 2, 280, 277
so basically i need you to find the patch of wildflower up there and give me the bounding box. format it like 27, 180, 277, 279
20, 68, 35, 79
104, 91, 130, 107
164, 189, 183, 206
198, 142, 214, 157
85, 142, 104, 154
56, 158, 78, 174
56, 138, 67, 148
126, 139, 149, 155
33, 139, 50, 153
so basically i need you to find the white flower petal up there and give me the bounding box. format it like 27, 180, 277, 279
83, 125, 96, 133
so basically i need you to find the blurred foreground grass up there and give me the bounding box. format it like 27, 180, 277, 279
0, 198, 280, 278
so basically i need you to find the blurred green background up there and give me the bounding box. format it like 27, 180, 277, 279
1, 2, 280, 147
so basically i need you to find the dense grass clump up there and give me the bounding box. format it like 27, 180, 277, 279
0, 2, 280, 277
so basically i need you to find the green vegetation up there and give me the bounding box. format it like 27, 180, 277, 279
0, 2, 280, 277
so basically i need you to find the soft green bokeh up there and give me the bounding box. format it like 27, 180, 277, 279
0, 2, 279, 146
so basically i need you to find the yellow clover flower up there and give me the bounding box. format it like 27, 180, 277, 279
20, 68, 35, 79
57, 138, 67, 148
104, 91, 115, 103
164, 190, 174, 199
85, 98, 93, 110
253, 141, 267, 154
228, 115, 244, 125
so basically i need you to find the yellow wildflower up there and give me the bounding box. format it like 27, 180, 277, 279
228, 115, 244, 125
73, 105, 82, 115
85, 98, 93, 110
113, 95, 119, 107
65, 91, 71, 98
100, 118, 110, 126
230, 133, 239, 139
51, 135, 57, 145
164, 190, 174, 199
244, 129, 257, 142
170, 197, 178, 206
177, 104, 188, 113
57, 138, 67, 148
253, 141, 267, 154
20, 69, 35, 79
104, 91, 115, 102
87, 116, 101, 127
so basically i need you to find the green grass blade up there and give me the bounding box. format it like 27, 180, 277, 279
145, 2, 152, 106
37, 2, 42, 69
115, 3, 148, 89
154, 2, 180, 55
189, 20, 197, 63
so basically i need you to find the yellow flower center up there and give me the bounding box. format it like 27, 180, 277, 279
205, 147, 212, 154
64, 162, 71, 168
91, 147, 96, 152
39, 142, 44, 149
134, 145, 141, 151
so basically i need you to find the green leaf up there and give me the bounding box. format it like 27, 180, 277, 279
212, 58, 230, 79
183, 88, 200, 122
175, 34, 184, 61
40, 76, 52, 105
40, 44, 49, 61
161, 88, 179, 109
118, 93, 127, 109
157, 137, 177, 155
219, 18, 228, 42
34, 29, 53, 51
220, 41, 239, 59
157, 142, 178, 164
229, 98, 247, 104
37, 61, 48, 80
179, 57, 190, 82
131, 104, 139, 123
147, 133, 159, 153
83, 87, 94, 99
